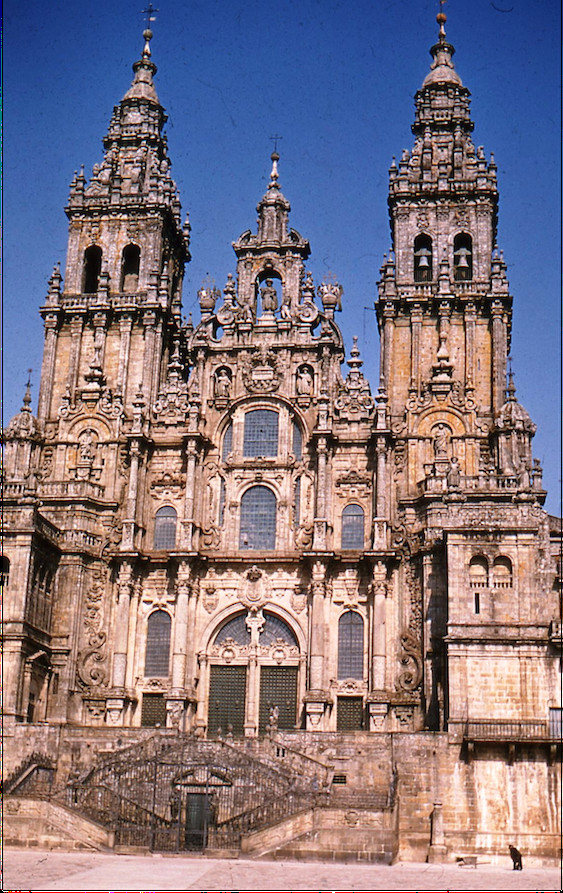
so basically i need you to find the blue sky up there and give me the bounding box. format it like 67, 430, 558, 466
3, 0, 561, 514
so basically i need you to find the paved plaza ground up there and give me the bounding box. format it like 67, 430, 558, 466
2, 849, 562, 892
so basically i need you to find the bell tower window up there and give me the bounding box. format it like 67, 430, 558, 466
120, 244, 140, 292
144, 610, 171, 677
453, 233, 473, 281
414, 235, 433, 282
154, 506, 177, 550
82, 246, 102, 293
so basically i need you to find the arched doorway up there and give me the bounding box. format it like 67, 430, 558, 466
207, 609, 300, 736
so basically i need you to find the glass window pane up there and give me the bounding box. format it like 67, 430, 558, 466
222, 423, 233, 461
261, 611, 298, 647
240, 486, 276, 550
341, 504, 364, 549
243, 410, 278, 457
215, 613, 251, 645
144, 610, 171, 676
338, 611, 364, 679
292, 422, 302, 459
154, 506, 177, 550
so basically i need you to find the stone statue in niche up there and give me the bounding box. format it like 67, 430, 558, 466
432, 424, 449, 458
296, 366, 313, 396
260, 279, 278, 312
214, 368, 231, 399
79, 429, 96, 462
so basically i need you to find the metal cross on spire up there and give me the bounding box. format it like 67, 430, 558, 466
141, 3, 158, 30
269, 135, 283, 154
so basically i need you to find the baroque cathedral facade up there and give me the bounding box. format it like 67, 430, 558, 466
3, 14, 561, 860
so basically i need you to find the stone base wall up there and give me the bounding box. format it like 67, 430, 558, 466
4, 725, 560, 862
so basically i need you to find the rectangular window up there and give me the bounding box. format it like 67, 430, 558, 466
337, 697, 364, 730
141, 693, 167, 727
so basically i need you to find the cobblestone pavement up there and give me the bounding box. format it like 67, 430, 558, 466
2, 849, 562, 892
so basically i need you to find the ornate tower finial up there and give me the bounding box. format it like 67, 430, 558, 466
141, 4, 158, 58
23, 369, 33, 409
269, 150, 280, 188
437, 0, 447, 42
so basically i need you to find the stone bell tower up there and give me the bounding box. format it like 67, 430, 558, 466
37, 26, 190, 428
376, 9, 511, 513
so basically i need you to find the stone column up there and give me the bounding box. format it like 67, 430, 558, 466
409, 303, 422, 394
309, 562, 327, 692
195, 654, 208, 734
117, 315, 133, 397
141, 311, 157, 404
313, 436, 328, 549
491, 301, 507, 413
121, 441, 140, 551
67, 315, 84, 404
171, 566, 191, 691
375, 442, 387, 519
371, 577, 387, 691
111, 566, 133, 692
181, 439, 197, 549
382, 306, 394, 391
464, 302, 476, 393
37, 316, 59, 421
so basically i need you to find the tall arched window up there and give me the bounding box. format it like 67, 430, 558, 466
144, 610, 171, 676
82, 246, 102, 293
293, 477, 301, 527
468, 556, 488, 588
243, 410, 278, 457
338, 611, 364, 679
492, 556, 513, 589
222, 422, 233, 461
453, 233, 473, 281
120, 244, 140, 292
414, 234, 433, 282
292, 421, 302, 460
341, 504, 365, 549
154, 506, 177, 550
240, 485, 276, 550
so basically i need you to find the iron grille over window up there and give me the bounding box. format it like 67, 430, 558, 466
549, 707, 562, 738
337, 697, 364, 730
144, 610, 171, 676
239, 486, 276, 550
293, 477, 301, 527
243, 410, 278, 457
341, 504, 365, 549
338, 611, 364, 678
154, 506, 177, 550
141, 693, 167, 727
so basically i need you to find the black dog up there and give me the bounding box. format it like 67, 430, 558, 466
509, 844, 523, 870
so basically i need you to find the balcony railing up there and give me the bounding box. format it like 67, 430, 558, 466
463, 719, 561, 743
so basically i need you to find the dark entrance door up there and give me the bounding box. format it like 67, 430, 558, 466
208, 665, 246, 736
259, 666, 298, 733
184, 791, 212, 849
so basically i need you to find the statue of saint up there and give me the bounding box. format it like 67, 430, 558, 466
433, 424, 449, 458
260, 279, 278, 312
296, 367, 313, 396
214, 368, 231, 398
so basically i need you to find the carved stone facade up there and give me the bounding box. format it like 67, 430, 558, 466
2, 17, 561, 861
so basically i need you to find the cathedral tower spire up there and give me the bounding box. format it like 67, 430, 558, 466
376, 7, 515, 510
38, 23, 190, 423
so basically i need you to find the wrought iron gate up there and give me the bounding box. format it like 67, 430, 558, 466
65, 735, 313, 852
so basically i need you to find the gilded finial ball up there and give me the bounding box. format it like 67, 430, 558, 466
437, 12, 447, 25
143, 28, 153, 40
271, 151, 280, 162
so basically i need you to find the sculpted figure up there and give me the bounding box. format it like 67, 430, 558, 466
214, 368, 231, 398
433, 424, 449, 457
296, 366, 313, 396
447, 456, 461, 488
260, 279, 278, 312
